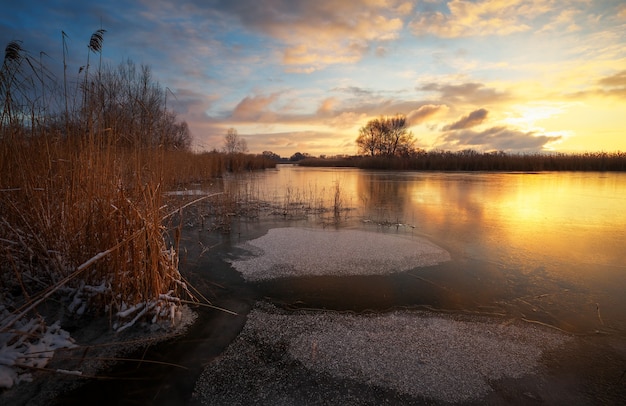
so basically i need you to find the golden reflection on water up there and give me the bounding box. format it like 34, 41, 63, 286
235, 166, 626, 333
354, 171, 626, 272
248, 166, 626, 273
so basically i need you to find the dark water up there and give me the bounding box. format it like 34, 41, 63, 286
58, 166, 626, 404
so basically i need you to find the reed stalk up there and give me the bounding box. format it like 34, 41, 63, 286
0, 33, 271, 337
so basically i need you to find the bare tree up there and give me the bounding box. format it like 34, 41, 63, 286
356, 114, 416, 157
86, 59, 191, 150
356, 119, 382, 157
223, 128, 248, 154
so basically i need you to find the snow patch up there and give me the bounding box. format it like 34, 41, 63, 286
0, 307, 77, 389
229, 227, 451, 281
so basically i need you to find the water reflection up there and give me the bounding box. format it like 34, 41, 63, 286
230, 166, 626, 335
352, 171, 626, 271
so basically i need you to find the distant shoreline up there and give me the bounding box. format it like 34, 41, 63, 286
294, 151, 626, 171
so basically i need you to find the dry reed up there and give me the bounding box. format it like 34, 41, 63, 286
0, 31, 271, 343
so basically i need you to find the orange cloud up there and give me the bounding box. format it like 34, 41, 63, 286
598, 70, 626, 88
232, 93, 281, 121
596, 70, 626, 98
283, 43, 367, 71
410, 0, 554, 38
317, 97, 337, 115
406, 104, 449, 125
326, 112, 368, 129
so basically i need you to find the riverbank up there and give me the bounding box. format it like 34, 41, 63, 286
0, 305, 197, 405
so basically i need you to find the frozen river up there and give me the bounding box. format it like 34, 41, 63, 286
55, 165, 626, 405
224, 165, 626, 336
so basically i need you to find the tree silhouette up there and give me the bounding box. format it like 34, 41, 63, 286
356, 114, 416, 157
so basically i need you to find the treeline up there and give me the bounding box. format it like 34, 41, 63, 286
299, 150, 626, 171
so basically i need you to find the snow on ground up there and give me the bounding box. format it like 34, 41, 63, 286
194, 302, 572, 404
0, 302, 198, 405
0, 304, 77, 389
0, 296, 195, 392
228, 227, 451, 281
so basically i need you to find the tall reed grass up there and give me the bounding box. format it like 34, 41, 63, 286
0, 32, 273, 335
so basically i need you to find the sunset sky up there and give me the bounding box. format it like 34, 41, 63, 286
2, 0, 625, 157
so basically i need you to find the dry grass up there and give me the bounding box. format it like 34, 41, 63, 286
0, 33, 273, 339
0, 142, 232, 333
0, 135, 197, 329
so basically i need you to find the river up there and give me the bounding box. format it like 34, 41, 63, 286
228, 165, 626, 336
57, 165, 626, 405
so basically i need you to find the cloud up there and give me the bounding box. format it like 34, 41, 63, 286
231, 93, 282, 121
332, 86, 376, 98
538, 8, 581, 33
569, 70, 626, 99
282, 42, 367, 70
375, 46, 388, 57
325, 112, 368, 129
438, 126, 561, 152
596, 70, 626, 98
406, 104, 449, 125
409, 0, 554, 38
224, 89, 444, 131
206, 0, 407, 71
317, 97, 337, 115
135, 0, 408, 73
598, 70, 626, 87
443, 108, 488, 130
168, 88, 212, 115
328, 86, 450, 120
419, 82, 510, 105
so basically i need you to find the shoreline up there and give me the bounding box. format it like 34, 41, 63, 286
0, 306, 197, 406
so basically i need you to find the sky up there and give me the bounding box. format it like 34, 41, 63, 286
1, 0, 625, 157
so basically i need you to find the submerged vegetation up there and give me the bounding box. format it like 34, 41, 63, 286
213, 175, 349, 232
0, 31, 273, 385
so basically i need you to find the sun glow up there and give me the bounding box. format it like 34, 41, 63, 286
503, 103, 573, 132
